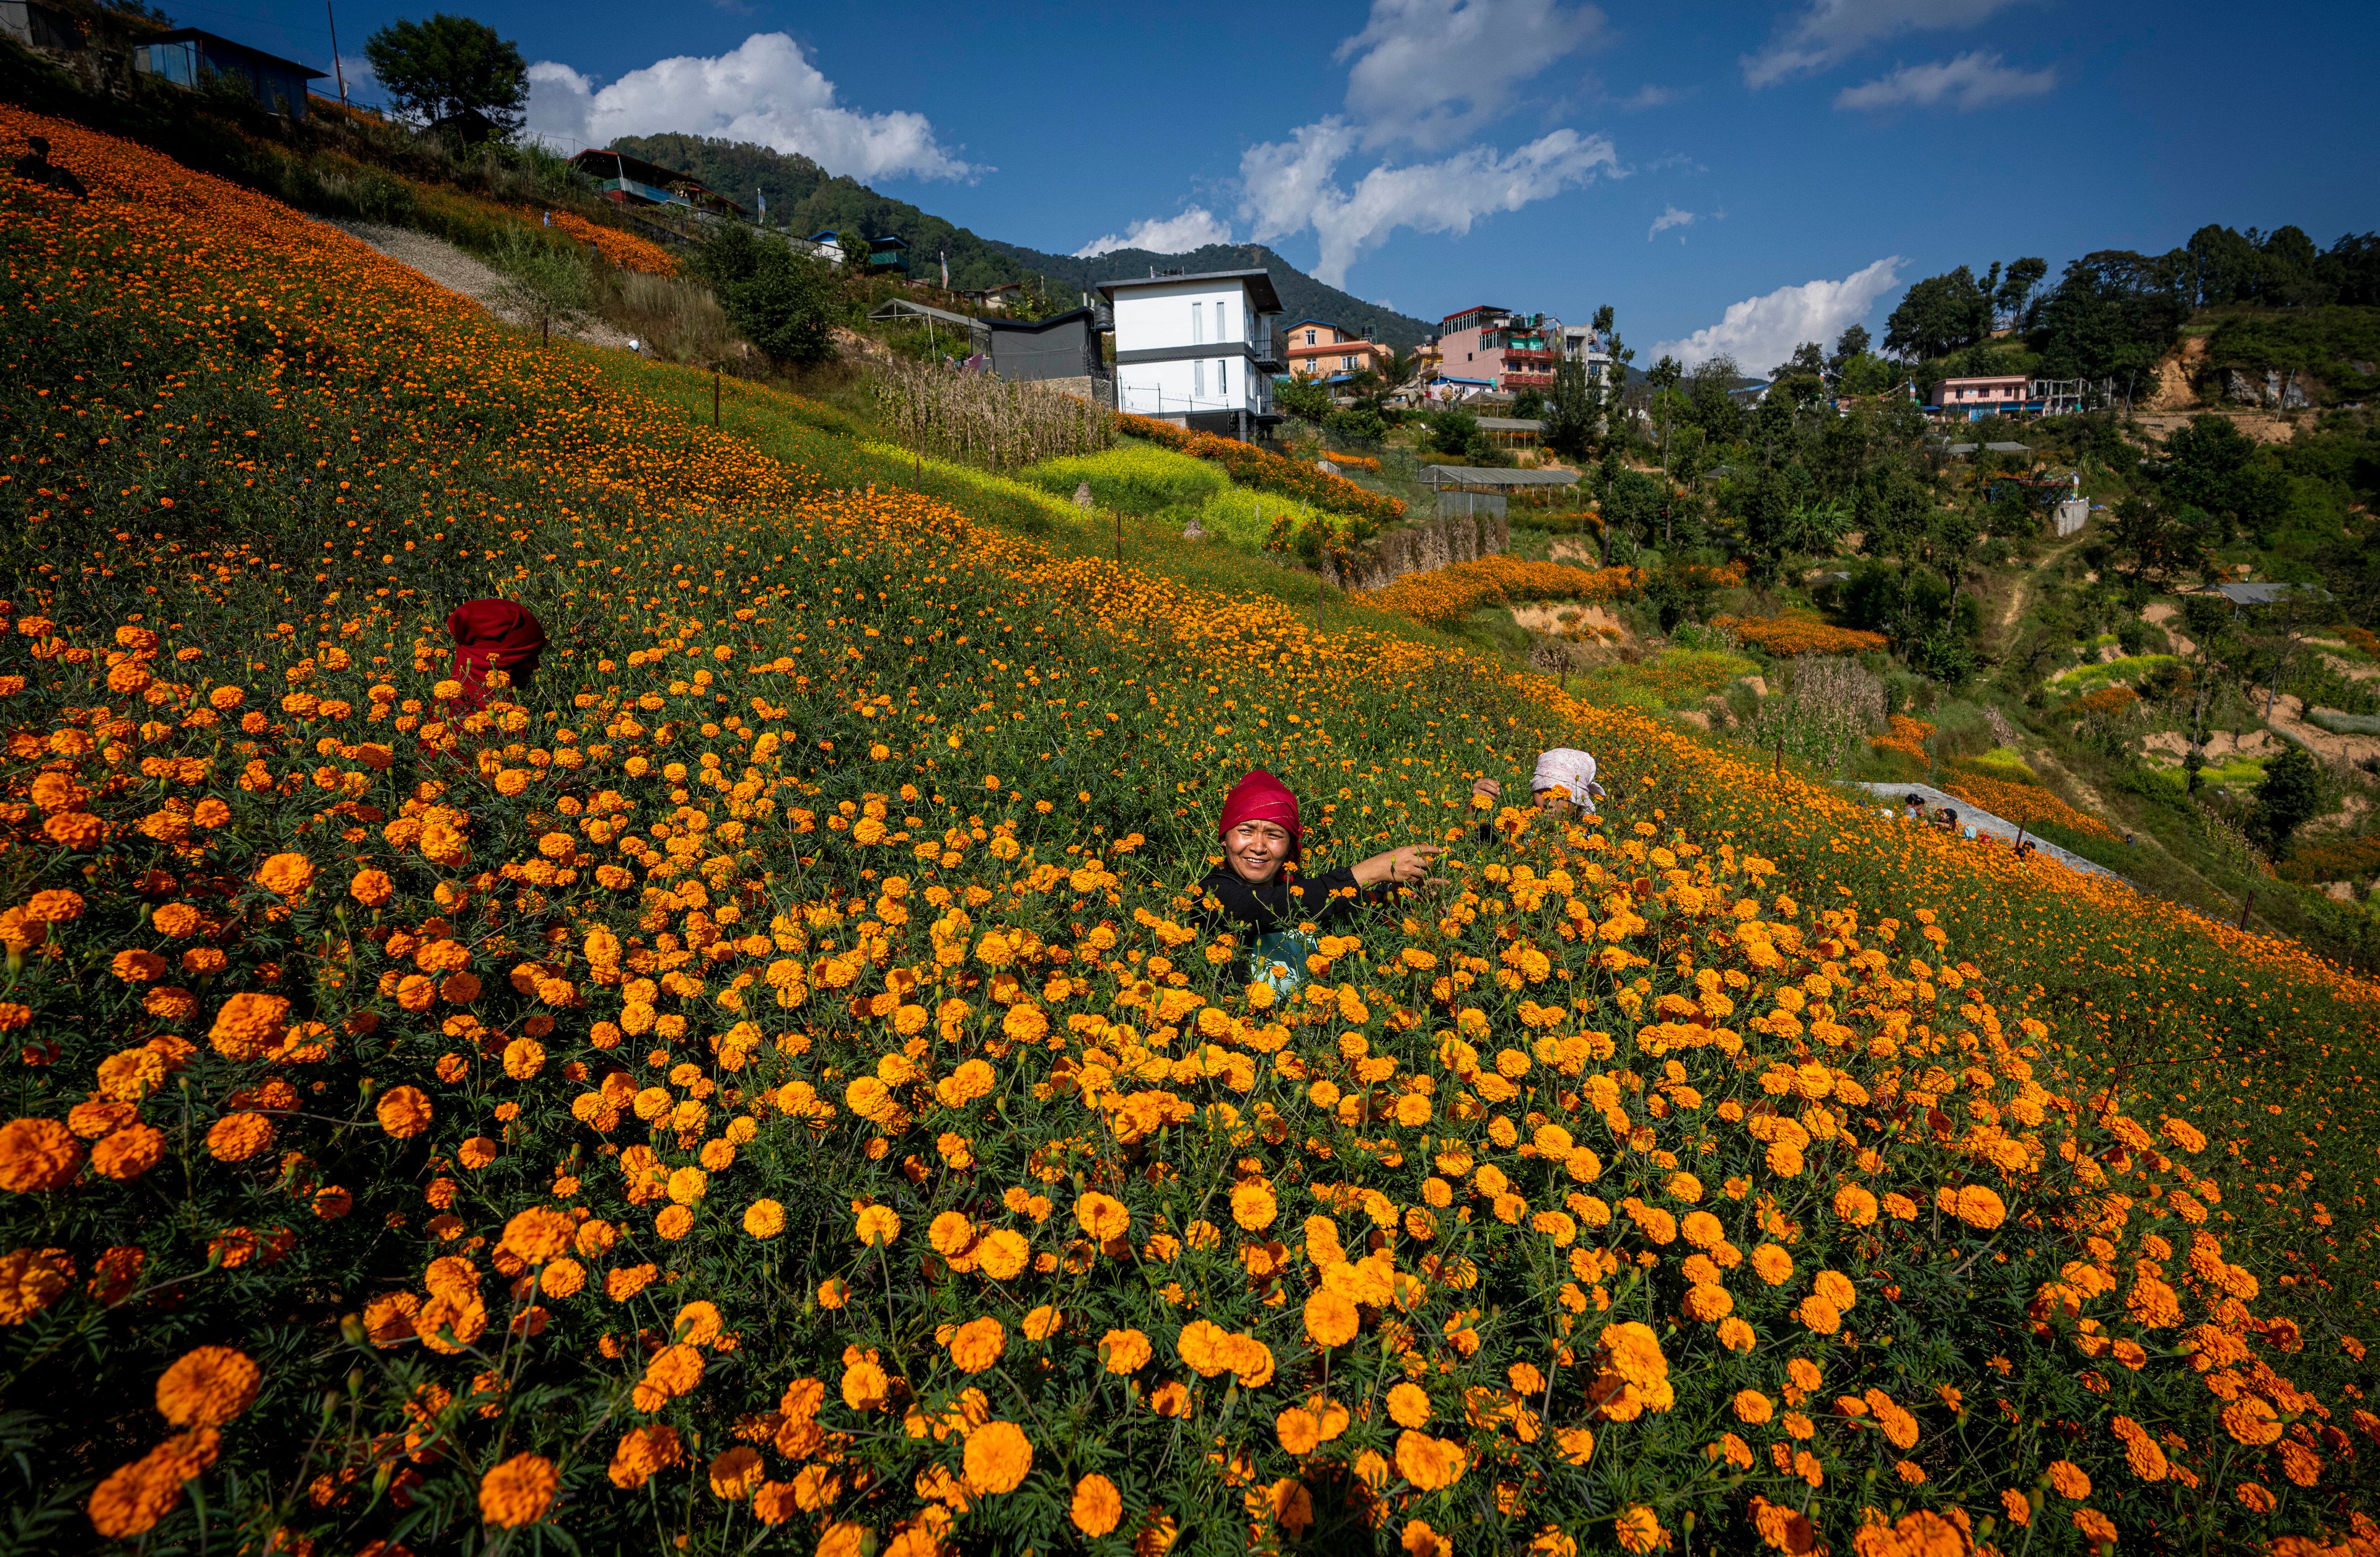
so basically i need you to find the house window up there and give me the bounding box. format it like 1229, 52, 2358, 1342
1191, 302, 1204, 345
1343, 355, 1357, 370
1217, 359, 1229, 399
1306, 329, 1317, 346
1194, 360, 1206, 397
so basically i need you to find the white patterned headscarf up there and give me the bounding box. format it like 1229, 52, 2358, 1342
1531, 748, 1604, 811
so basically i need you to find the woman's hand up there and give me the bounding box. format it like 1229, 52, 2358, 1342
1471, 777, 1501, 803
1354, 844, 1444, 888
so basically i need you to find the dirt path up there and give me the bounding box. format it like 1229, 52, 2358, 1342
319, 219, 635, 351
1999, 532, 2088, 630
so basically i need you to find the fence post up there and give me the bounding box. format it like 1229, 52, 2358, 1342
2236, 890, 2254, 931
712, 368, 720, 429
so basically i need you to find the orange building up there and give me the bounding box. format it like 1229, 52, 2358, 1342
1281, 319, 1395, 381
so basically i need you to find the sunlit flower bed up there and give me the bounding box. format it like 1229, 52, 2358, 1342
1712, 615, 1889, 658
538, 208, 681, 276
4, 108, 2379, 1557
1360, 558, 1641, 627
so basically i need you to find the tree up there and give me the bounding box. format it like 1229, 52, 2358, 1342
2247, 743, 2324, 857
1830, 324, 1870, 369
1276, 376, 1333, 423
1884, 266, 1991, 361
1543, 357, 1596, 462
363, 14, 529, 133
1994, 257, 2047, 329
2027, 249, 2192, 387
1683, 355, 1742, 446
694, 224, 839, 364
2162, 415, 2291, 543
1509, 387, 1546, 420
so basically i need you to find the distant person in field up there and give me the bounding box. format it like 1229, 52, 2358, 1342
1467, 746, 1608, 825
1196, 769, 1442, 990
12, 137, 87, 201
445, 599, 547, 708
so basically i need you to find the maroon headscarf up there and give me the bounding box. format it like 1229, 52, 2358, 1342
447, 599, 546, 708
1218, 769, 1302, 861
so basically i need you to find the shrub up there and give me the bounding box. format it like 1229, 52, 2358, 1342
1711, 615, 1889, 657
694, 223, 839, 365
1021, 444, 1223, 513
1118, 414, 1404, 529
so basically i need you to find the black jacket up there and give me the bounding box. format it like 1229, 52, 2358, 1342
1191, 864, 1388, 935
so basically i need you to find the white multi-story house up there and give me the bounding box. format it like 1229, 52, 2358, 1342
1096, 268, 1285, 441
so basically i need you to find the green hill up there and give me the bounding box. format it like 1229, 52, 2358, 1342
609, 132, 1435, 343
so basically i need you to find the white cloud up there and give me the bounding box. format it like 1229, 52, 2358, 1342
1338, 0, 1609, 149
1836, 51, 2056, 111
1073, 207, 1235, 258
1614, 83, 1678, 110
1647, 205, 1695, 241
1240, 120, 1616, 286
1654, 257, 1903, 371
1742, 0, 2034, 88
524, 33, 977, 182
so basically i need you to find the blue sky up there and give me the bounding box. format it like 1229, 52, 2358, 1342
215, 0, 2375, 370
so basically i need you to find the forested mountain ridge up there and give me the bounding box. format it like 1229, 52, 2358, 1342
610, 132, 1435, 342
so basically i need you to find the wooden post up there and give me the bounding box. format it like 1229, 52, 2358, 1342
1773, 723, 1786, 779
2236, 890, 2254, 932
1113, 507, 1121, 565
712, 368, 720, 428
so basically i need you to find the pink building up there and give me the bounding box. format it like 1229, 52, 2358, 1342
1931, 374, 2037, 420
1431, 305, 1557, 396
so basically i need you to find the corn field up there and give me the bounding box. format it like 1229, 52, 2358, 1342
866, 361, 1114, 470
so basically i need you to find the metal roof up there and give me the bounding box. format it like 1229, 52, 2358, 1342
1473, 417, 1546, 431
1095, 268, 1284, 315
1419, 465, 1579, 488
2212, 582, 2320, 606
150, 27, 327, 77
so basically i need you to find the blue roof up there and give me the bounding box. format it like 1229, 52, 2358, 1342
808, 229, 840, 242
1284, 317, 1344, 333
1433, 374, 1496, 387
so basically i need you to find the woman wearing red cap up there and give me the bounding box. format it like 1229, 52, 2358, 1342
1197, 769, 1440, 989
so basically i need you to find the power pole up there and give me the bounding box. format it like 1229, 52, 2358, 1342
326, 1, 348, 105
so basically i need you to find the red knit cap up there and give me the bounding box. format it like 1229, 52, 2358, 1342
1218, 769, 1301, 860
446, 598, 547, 708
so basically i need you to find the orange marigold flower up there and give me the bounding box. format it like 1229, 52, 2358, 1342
609, 1423, 684, 1489
1231, 1179, 1278, 1230
633, 1344, 705, 1413
1075, 1191, 1129, 1241
349, 869, 394, 907
208, 993, 290, 1061
961, 1420, 1033, 1495
855, 1205, 901, 1246
87, 1428, 220, 1538
500, 1206, 575, 1264
0, 1246, 74, 1325
253, 853, 315, 897
1613, 1506, 1668, 1554
1393, 1429, 1467, 1492
205, 1113, 273, 1163
112, 950, 168, 984
478, 1452, 559, 1527
949, 1316, 1006, 1374
1099, 1328, 1152, 1374
1071, 1473, 1122, 1537
708, 1445, 763, 1500
1388, 1382, 1432, 1427
0, 1118, 83, 1192
156, 1345, 260, 1428
375, 1085, 433, 1139
1304, 1289, 1359, 1348
2236, 1481, 2276, 1514
2047, 1460, 2091, 1500
744, 1199, 785, 1238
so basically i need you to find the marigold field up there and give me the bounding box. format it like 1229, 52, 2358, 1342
7, 111, 2380, 1557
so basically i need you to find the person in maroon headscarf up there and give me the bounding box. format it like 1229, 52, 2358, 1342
446, 599, 547, 708
1192, 769, 1440, 964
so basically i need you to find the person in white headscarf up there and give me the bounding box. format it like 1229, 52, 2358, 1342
1468, 747, 1607, 820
